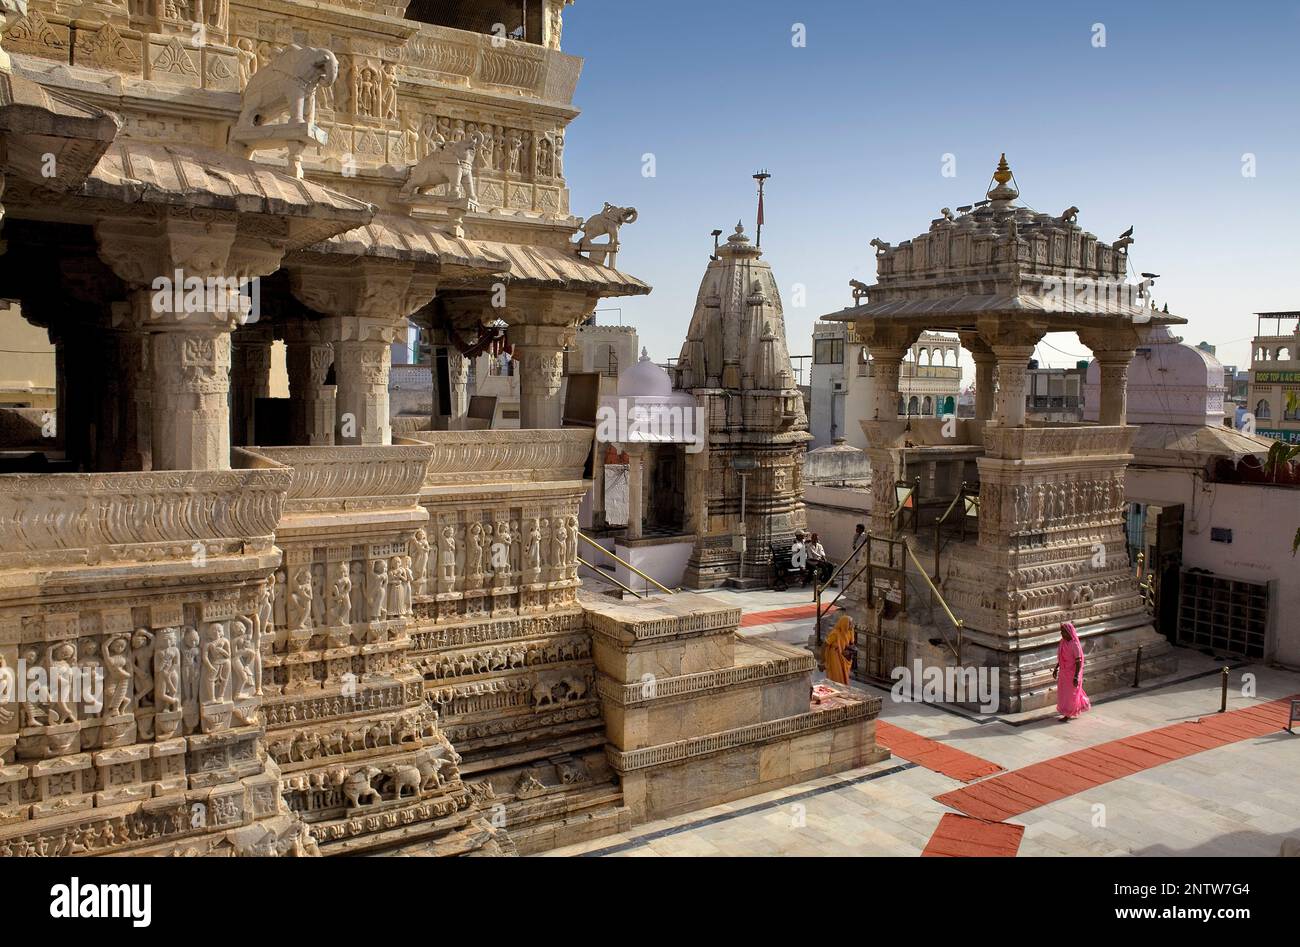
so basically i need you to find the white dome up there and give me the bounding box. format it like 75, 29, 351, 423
1083, 325, 1226, 426
617, 348, 673, 398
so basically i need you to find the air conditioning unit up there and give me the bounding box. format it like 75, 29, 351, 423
831, 380, 847, 393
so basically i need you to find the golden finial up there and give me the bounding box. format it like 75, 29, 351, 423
992, 153, 1013, 185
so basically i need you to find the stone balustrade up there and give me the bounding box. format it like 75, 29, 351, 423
403, 428, 592, 488
982, 423, 1135, 460
0, 468, 289, 570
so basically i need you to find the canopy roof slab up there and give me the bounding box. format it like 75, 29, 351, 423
0, 65, 119, 194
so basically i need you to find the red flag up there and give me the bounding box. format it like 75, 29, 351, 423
757, 189, 765, 228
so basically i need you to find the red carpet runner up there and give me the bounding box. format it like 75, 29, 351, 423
934, 694, 1300, 822
922, 814, 1025, 857
876, 721, 1004, 782
738, 602, 835, 628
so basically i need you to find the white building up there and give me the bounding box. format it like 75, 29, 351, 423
808, 321, 961, 449
1084, 326, 1297, 666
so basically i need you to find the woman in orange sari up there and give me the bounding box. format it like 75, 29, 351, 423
823, 614, 856, 684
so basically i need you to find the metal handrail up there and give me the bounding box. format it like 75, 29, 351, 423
576, 555, 644, 599
576, 531, 678, 595
902, 539, 962, 661
814, 541, 874, 646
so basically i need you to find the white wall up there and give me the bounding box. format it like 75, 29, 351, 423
804, 484, 872, 563
614, 539, 694, 591
1127, 466, 1300, 666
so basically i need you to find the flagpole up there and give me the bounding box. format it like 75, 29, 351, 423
753, 169, 770, 248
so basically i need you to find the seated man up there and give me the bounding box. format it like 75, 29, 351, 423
804, 532, 832, 585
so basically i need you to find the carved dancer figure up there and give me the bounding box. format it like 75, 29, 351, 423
131, 629, 155, 711
47, 641, 78, 724
231, 620, 258, 700
468, 523, 484, 587
310, 562, 326, 627
201, 623, 231, 704
288, 566, 313, 632
552, 518, 568, 574
439, 525, 457, 590
180, 627, 201, 711
527, 518, 542, 578
349, 561, 366, 623
102, 636, 132, 718
153, 628, 182, 713
403, 554, 415, 615
566, 515, 579, 576
412, 528, 430, 596
368, 559, 389, 621
387, 555, 405, 617
328, 560, 352, 627
272, 569, 287, 628
78, 639, 102, 718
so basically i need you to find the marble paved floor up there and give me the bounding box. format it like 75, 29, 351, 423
545, 586, 1300, 857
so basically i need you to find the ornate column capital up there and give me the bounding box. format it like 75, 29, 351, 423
285, 258, 435, 328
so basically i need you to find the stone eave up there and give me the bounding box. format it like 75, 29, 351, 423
440, 238, 650, 297
79, 138, 376, 251
292, 211, 509, 279
821, 296, 1188, 332
0, 68, 120, 190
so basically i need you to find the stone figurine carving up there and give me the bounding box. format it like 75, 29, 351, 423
180, 627, 201, 718
412, 528, 430, 596
47, 642, 78, 724
310, 562, 327, 627
439, 525, 457, 590
576, 203, 638, 263
289, 567, 313, 632
527, 519, 542, 578
131, 629, 155, 712
231, 44, 338, 177
387, 555, 405, 617
328, 561, 352, 627
103, 636, 132, 718
344, 766, 383, 808
201, 623, 231, 704
235, 44, 338, 131
154, 628, 182, 713
398, 132, 482, 203
368, 559, 389, 621
349, 561, 366, 623
231, 620, 258, 700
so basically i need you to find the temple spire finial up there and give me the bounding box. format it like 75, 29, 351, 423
987, 152, 1019, 204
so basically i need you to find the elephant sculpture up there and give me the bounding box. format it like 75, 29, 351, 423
399, 133, 481, 202
383, 763, 422, 800
235, 45, 338, 131
576, 202, 638, 250
343, 765, 382, 808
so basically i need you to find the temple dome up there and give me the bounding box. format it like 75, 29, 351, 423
1083, 325, 1226, 426
617, 348, 674, 398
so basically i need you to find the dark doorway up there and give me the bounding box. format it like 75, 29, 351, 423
1153, 504, 1184, 641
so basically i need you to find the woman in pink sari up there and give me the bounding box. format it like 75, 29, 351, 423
1052, 621, 1091, 721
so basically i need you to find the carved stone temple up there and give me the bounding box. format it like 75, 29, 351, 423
0, 1, 882, 856
819, 157, 1179, 713
674, 223, 812, 588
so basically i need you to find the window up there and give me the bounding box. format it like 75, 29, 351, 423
908, 395, 919, 415
1255, 398, 1271, 419
922, 395, 933, 415
814, 338, 844, 364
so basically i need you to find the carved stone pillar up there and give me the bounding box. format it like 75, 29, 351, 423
1093, 352, 1134, 425
94, 213, 273, 471
230, 327, 273, 446
286, 259, 438, 447
989, 344, 1034, 427
447, 348, 469, 427
330, 334, 392, 446
283, 323, 335, 446
625, 442, 646, 540
509, 323, 570, 430
150, 324, 235, 470
1078, 327, 1143, 428
868, 347, 906, 422
974, 355, 996, 422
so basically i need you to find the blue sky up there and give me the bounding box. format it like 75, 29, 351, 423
562, 0, 1300, 375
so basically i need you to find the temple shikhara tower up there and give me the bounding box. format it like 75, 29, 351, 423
0, 0, 882, 857
820, 156, 1179, 712
675, 223, 811, 587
